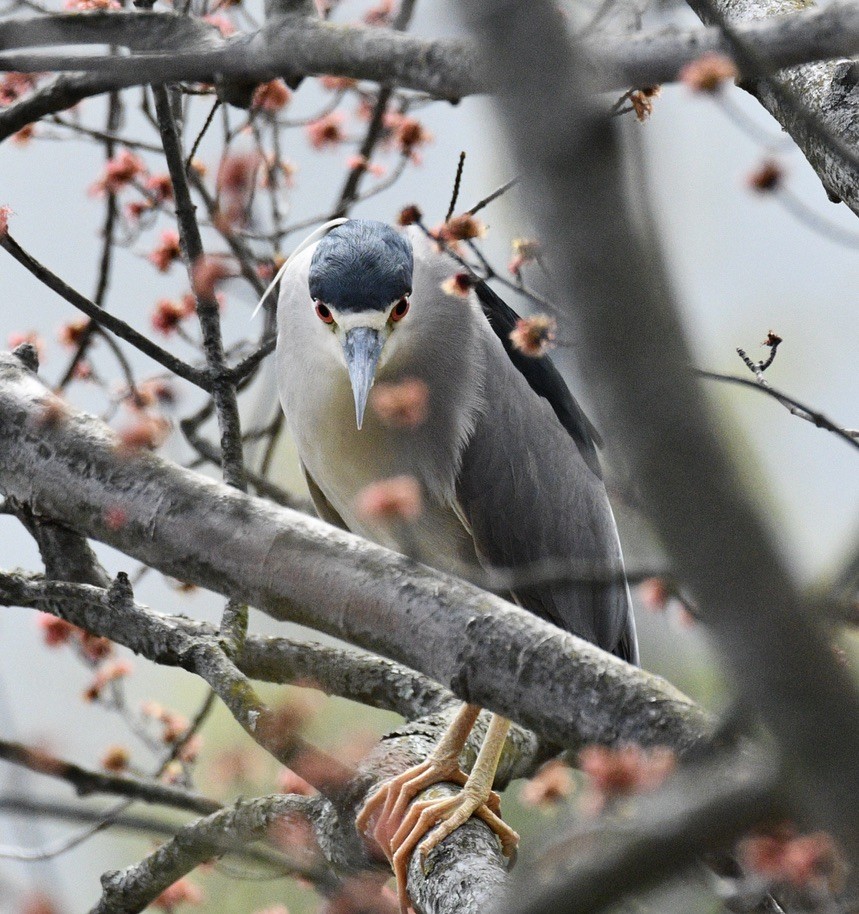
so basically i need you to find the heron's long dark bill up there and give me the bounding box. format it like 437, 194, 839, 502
343, 326, 383, 430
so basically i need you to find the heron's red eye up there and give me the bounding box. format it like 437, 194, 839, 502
315, 302, 335, 324
391, 297, 410, 322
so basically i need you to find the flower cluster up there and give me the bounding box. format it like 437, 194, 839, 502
90, 150, 146, 197
740, 825, 844, 893
508, 237, 540, 277
140, 701, 201, 760
217, 152, 262, 226
36, 612, 113, 662
252, 79, 292, 114
0, 72, 39, 107
64, 0, 120, 9
440, 272, 477, 298
387, 114, 432, 161
355, 475, 423, 524
579, 743, 676, 811
519, 758, 575, 809
306, 112, 347, 150
147, 229, 182, 273
397, 204, 422, 226
192, 256, 235, 299
629, 86, 661, 122
83, 659, 133, 702
747, 159, 784, 193
127, 173, 173, 222
117, 413, 171, 452
153, 877, 204, 910
680, 53, 739, 93
0, 204, 12, 237
370, 378, 429, 428
57, 317, 90, 348
100, 744, 130, 773
435, 213, 486, 245
509, 315, 556, 357
151, 295, 197, 335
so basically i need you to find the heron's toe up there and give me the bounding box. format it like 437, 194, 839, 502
355, 758, 466, 860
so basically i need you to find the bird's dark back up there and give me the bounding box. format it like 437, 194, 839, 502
457, 282, 638, 665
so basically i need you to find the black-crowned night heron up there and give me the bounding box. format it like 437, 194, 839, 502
271, 218, 637, 908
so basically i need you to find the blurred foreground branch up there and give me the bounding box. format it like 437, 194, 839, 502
466, 0, 859, 880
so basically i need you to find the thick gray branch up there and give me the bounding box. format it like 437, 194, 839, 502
240, 636, 454, 719
2, 6, 859, 138
0, 567, 353, 793
599, 0, 859, 87
683, 0, 859, 214
1, 569, 520, 913
0, 568, 449, 719
0, 350, 710, 757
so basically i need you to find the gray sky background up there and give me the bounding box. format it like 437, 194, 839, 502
0, 0, 857, 908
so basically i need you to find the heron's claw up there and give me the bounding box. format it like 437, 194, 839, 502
356, 758, 468, 861
389, 788, 518, 914
356, 760, 516, 914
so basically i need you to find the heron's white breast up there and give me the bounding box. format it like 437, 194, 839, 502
275, 234, 486, 572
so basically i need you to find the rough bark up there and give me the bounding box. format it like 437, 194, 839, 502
92, 795, 332, 912
1, 6, 859, 127
684, 0, 859, 214
0, 350, 711, 758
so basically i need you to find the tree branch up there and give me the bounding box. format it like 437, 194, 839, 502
1, 568, 535, 913
239, 636, 455, 720
0, 793, 293, 871
91, 794, 328, 913
0, 236, 212, 390
698, 369, 859, 451
500, 750, 786, 914
0, 740, 220, 816
682, 0, 859, 215
0, 567, 353, 796
464, 0, 859, 873
2, 5, 859, 139
0, 349, 712, 758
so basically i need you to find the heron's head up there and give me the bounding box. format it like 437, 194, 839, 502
308, 220, 414, 429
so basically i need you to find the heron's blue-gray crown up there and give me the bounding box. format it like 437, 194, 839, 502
308, 219, 413, 313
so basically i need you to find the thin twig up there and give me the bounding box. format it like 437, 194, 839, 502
467, 176, 519, 215
91, 794, 335, 912
153, 85, 247, 491
446, 150, 466, 222
0, 740, 220, 816
229, 334, 276, 381
0, 794, 298, 872
0, 233, 211, 390
331, 84, 393, 217
185, 96, 220, 171
58, 90, 121, 390
698, 369, 859, 451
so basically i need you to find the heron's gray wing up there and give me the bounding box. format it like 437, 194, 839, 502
456, 324, 637, 663
474, 281, 603, 477
302, 463, 349, 530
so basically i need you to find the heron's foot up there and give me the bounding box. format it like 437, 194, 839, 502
356, 757, 469, 860
389, 786, 518, 913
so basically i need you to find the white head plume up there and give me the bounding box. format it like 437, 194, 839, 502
250, 218, 349, 321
